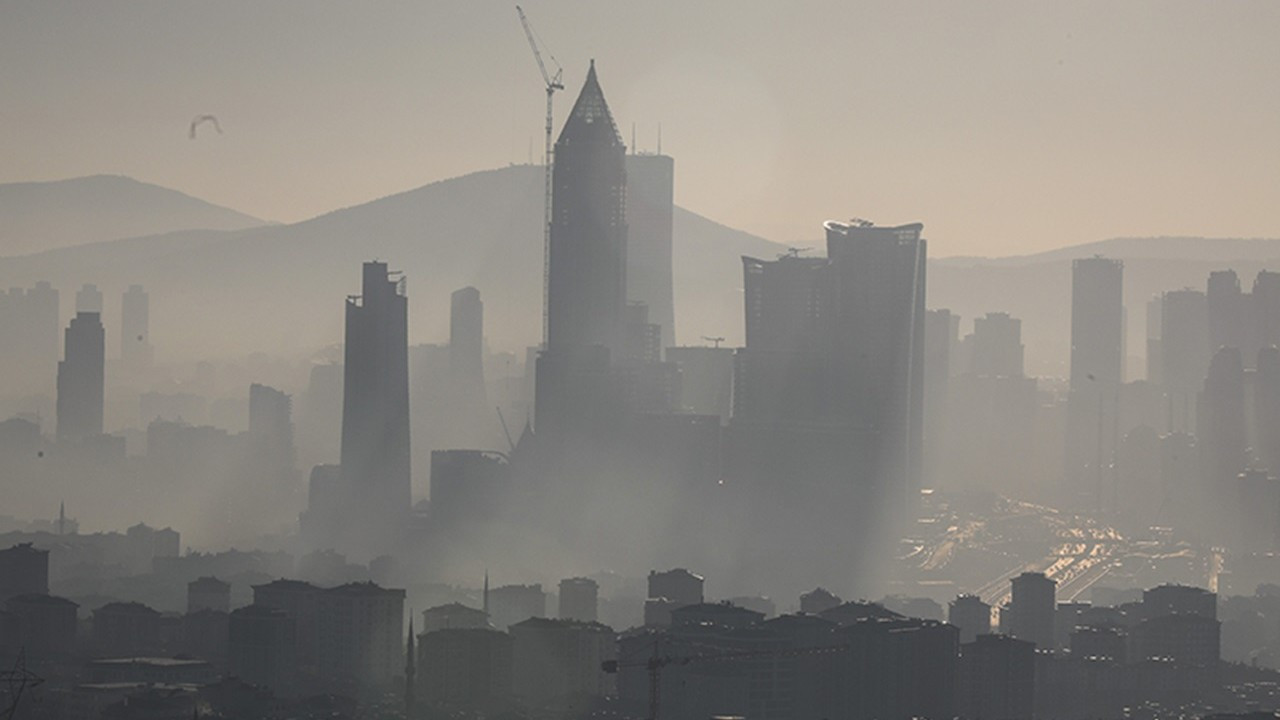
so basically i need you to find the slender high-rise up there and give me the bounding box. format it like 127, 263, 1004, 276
625, 152, 675, 351
339, 262, 411, 550
449, 286, 485, 398
1064, 257, 1123, 506
56, 311, 105, 443
121, 284, 153, 369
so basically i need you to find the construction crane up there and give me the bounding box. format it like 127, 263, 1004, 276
516, 5, 563, 345
602, 637, 848, 720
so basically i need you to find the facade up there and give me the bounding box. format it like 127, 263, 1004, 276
488, 584, 546, 631
56, 311, 105, 443
338, 261, 411, 554
93, 601, 163, 657
3, 594, 77, 660
665, 346, 734, 422
1160, 289, 1209, 432
625, 152, 675, 351
421, 603, 489, 634
449, 286, 485, 397
252, 579, 321, 667
1142, 585, 1217, 620
648, 568, 703, 608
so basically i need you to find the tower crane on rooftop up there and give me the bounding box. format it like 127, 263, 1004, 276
516, 5, 563, 345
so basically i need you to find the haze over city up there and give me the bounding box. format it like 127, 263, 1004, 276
3, 2, 1280, 720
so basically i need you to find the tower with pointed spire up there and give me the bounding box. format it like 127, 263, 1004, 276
405, 616, 416, 714
535, 61, 629, 443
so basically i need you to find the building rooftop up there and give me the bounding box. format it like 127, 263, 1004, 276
6, 593, 78, 607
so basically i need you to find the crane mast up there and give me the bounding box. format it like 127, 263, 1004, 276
516, 5, 563, 345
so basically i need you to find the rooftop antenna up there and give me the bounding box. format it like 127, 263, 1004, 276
631, 122, 636, 154
657, 123, 662, 155
516, 5, 564, 346
701, 336, 726, 349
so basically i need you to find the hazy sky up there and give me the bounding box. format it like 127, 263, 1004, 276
2, 0, 1278, 257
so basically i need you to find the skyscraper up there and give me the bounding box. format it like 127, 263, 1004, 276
56, 311, 105, 443
625, 152, 675, 351
339, 261, 410, 553
1065, 257, 1123, 505
535, 61, 628, 443
121, 284, 153, 369
545, 60, 627, 356
728, 220, 926, 593
449, 286, 485, 398
1160, 289, 1209, 433
1005, 571, 1056, 651
0, 281, 59, 396
970, 312, 1024, 378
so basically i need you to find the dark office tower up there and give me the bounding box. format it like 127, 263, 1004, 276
558, 577, 599, 622
450, 287, 485, 396
970, 312, 1024, 378
120, 284, 153, 369
1065, 257, 1123, 503
1253, 270, 1280, 353
1207, 270, 1245, 356
75, 283, 103, 313
56, 311, 105, 443
625, 152, 675, 351
1006, 571, 1056, 651
546, 61, 627, 355
1198, 347, 1247, 539
340, 262, 411, 553
1254, 347, 1280, 476
949, 594, 992, 644
1161, 289, 1210, 433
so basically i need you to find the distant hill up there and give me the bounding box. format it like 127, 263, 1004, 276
938, 236, 1280, 267
0, 175, 265, 257
0, 165, 786, 361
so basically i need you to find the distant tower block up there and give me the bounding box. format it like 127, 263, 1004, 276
121, 284, 154, 369
449, 286, 485, 398
56, 311, 105, 443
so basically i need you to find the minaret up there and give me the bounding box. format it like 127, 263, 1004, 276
405, 616, 416, 714
58, 501, 65, 535
483, 570, 490, 619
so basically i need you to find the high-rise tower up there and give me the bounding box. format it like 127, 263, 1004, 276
545, 60, 627, 355
56, 311, 105, 443
1064, 256, 1124, 506
536, 62, 628, 442
339, 261, 411, 552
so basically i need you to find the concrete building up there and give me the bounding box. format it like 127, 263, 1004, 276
800, 587, 843, 615
1160, 289, 1209, 433
0, 281, 59, 396
315, 582, 406, 689
1130, 613, 1220, 667
510, 617, 615, 705
93, 602, 163, 657
417, 627, 513, 712
558, 577, 599, 622
187, 576, 231, 614
665, 345, 734, 422
75, 283, 103, 313
252, 579, 321, 666
229, 604, 296, 693
56, 311, 105, 443
970, 312, 1024, 378
1006, 572, 1056, 651
1142, 585, 1217, 620
0, 543, 49, 600
648, 568, 703, 608
3, 594, 77, 661
421, 603, 489, 634
488, 584, 546, 631
449, 286, 485, 398
958, 634, 1035, 720
949, 594, 993, 644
